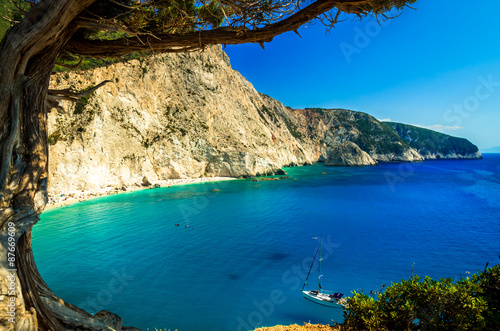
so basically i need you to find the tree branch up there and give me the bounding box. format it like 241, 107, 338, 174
54, 57, 83, 69
65, 0, 374, 58
47, 80, 112, 112
48, 80, 112, 100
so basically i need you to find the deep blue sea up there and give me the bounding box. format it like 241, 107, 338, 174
33, 154, 500, 331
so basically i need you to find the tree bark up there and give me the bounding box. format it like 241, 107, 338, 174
66, 0, 373, 58
0, 1, 138, 330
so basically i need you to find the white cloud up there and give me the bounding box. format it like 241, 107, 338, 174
413, 124, 464, 131
377, 118, 391, 122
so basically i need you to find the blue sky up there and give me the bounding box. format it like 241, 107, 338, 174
225, 0, 500, 150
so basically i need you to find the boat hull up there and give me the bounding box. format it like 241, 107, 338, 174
302, 290, 344, 308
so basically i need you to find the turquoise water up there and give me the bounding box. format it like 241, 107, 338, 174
33, 155, 500, 330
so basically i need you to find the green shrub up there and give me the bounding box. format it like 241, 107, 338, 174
74, 95, 89, 115
477, 262, 500, 328
345, 291, 384, 330
73, 84, 95, 115
48, 131, 62, 145
343, 264, 499, 330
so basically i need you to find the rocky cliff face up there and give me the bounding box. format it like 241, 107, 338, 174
326, 141, 377, 166
386, 122, 482, 160
47, 46, 481, 193
48, 46, 314, 192
291, 108, 424, 164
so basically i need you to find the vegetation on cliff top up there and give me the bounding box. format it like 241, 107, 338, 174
300, 108, 480, 159
386, 122, 480, 157
304, 108, 412, 156
343, 262, 500, 330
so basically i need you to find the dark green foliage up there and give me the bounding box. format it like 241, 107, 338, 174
283, 115, 303, 140
345, 292, 384, 330
257, 105, 278, 124
82, 0, 223, 36
73, 97, 88, 115
305, 108, 411, 155
53, 52, 143, 73
344, 263, 500, 330
74, 95, 90, 115
0, 0, 20, 39
386, 122, 480, 156
198, 1, 224, 28
2, 0, 417, 69
1, 0, 417, 44
477, 262, 500, 328
72, 84, 96, 115
353, 117, 408, 155
48, 131, 62, 145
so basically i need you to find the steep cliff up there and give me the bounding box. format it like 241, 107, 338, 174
291, 108, 423, 164
48, 46, 314, 192
386, 122, 482, 159
47, 46, 481, 193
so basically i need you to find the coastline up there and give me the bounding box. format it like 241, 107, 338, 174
43, 156, 489, 211
44, 176, 237, 211
255, 324, 341, 331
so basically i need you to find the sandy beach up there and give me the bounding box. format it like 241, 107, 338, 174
44, 177, 237, 210
255, 324, 341, 331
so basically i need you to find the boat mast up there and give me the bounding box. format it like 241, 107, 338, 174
318, 236, 323, 291
302, 237, 321, 291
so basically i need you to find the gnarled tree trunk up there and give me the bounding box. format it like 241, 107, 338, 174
0, 0, 406, 329
0, 1, 136, 330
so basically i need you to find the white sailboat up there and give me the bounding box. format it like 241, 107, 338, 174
301, 236, 344, 308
